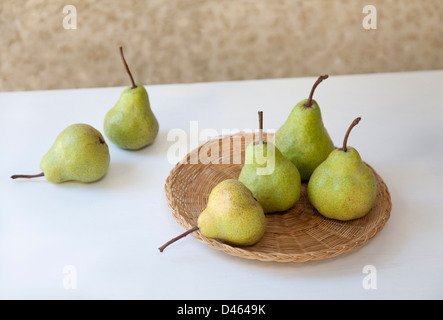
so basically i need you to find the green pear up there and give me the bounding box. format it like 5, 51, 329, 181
159, 179, 266, 252
308, 117, 377, 221
11, 124, 110, 183
274, 75, 334, 181
104, 47, 159, 150
239, 111, 301, 213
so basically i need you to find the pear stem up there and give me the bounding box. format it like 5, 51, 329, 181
342, 117, 361, 152
304, 74, 329, 108
158, 226, 199, 252
258, 111, 263, 144
119, 46, 137, 89
11, 172, 45, 179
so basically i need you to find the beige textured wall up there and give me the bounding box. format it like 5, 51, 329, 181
1, 0, 442, 92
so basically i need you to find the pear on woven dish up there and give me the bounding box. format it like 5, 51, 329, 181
159, 179, 266, 252
308, 117, 377, 221
274, 75, 334, 181
239, 111, 301, 213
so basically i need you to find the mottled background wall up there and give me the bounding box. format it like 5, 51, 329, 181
1, 0, 442, 92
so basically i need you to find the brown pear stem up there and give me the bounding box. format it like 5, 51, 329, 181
342, 117, 361, 152
258, 111, 263, 144
158, 226, 199, 252
11, 172, 45, 179
119, 47, 137, 89
304, 74, 329, 108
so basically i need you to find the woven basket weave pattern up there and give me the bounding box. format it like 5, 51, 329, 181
165, 132, 391, 262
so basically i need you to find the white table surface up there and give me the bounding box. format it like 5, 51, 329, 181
1, 70, 443, 300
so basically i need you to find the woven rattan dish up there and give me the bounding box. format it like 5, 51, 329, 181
164, 132, 391, 262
